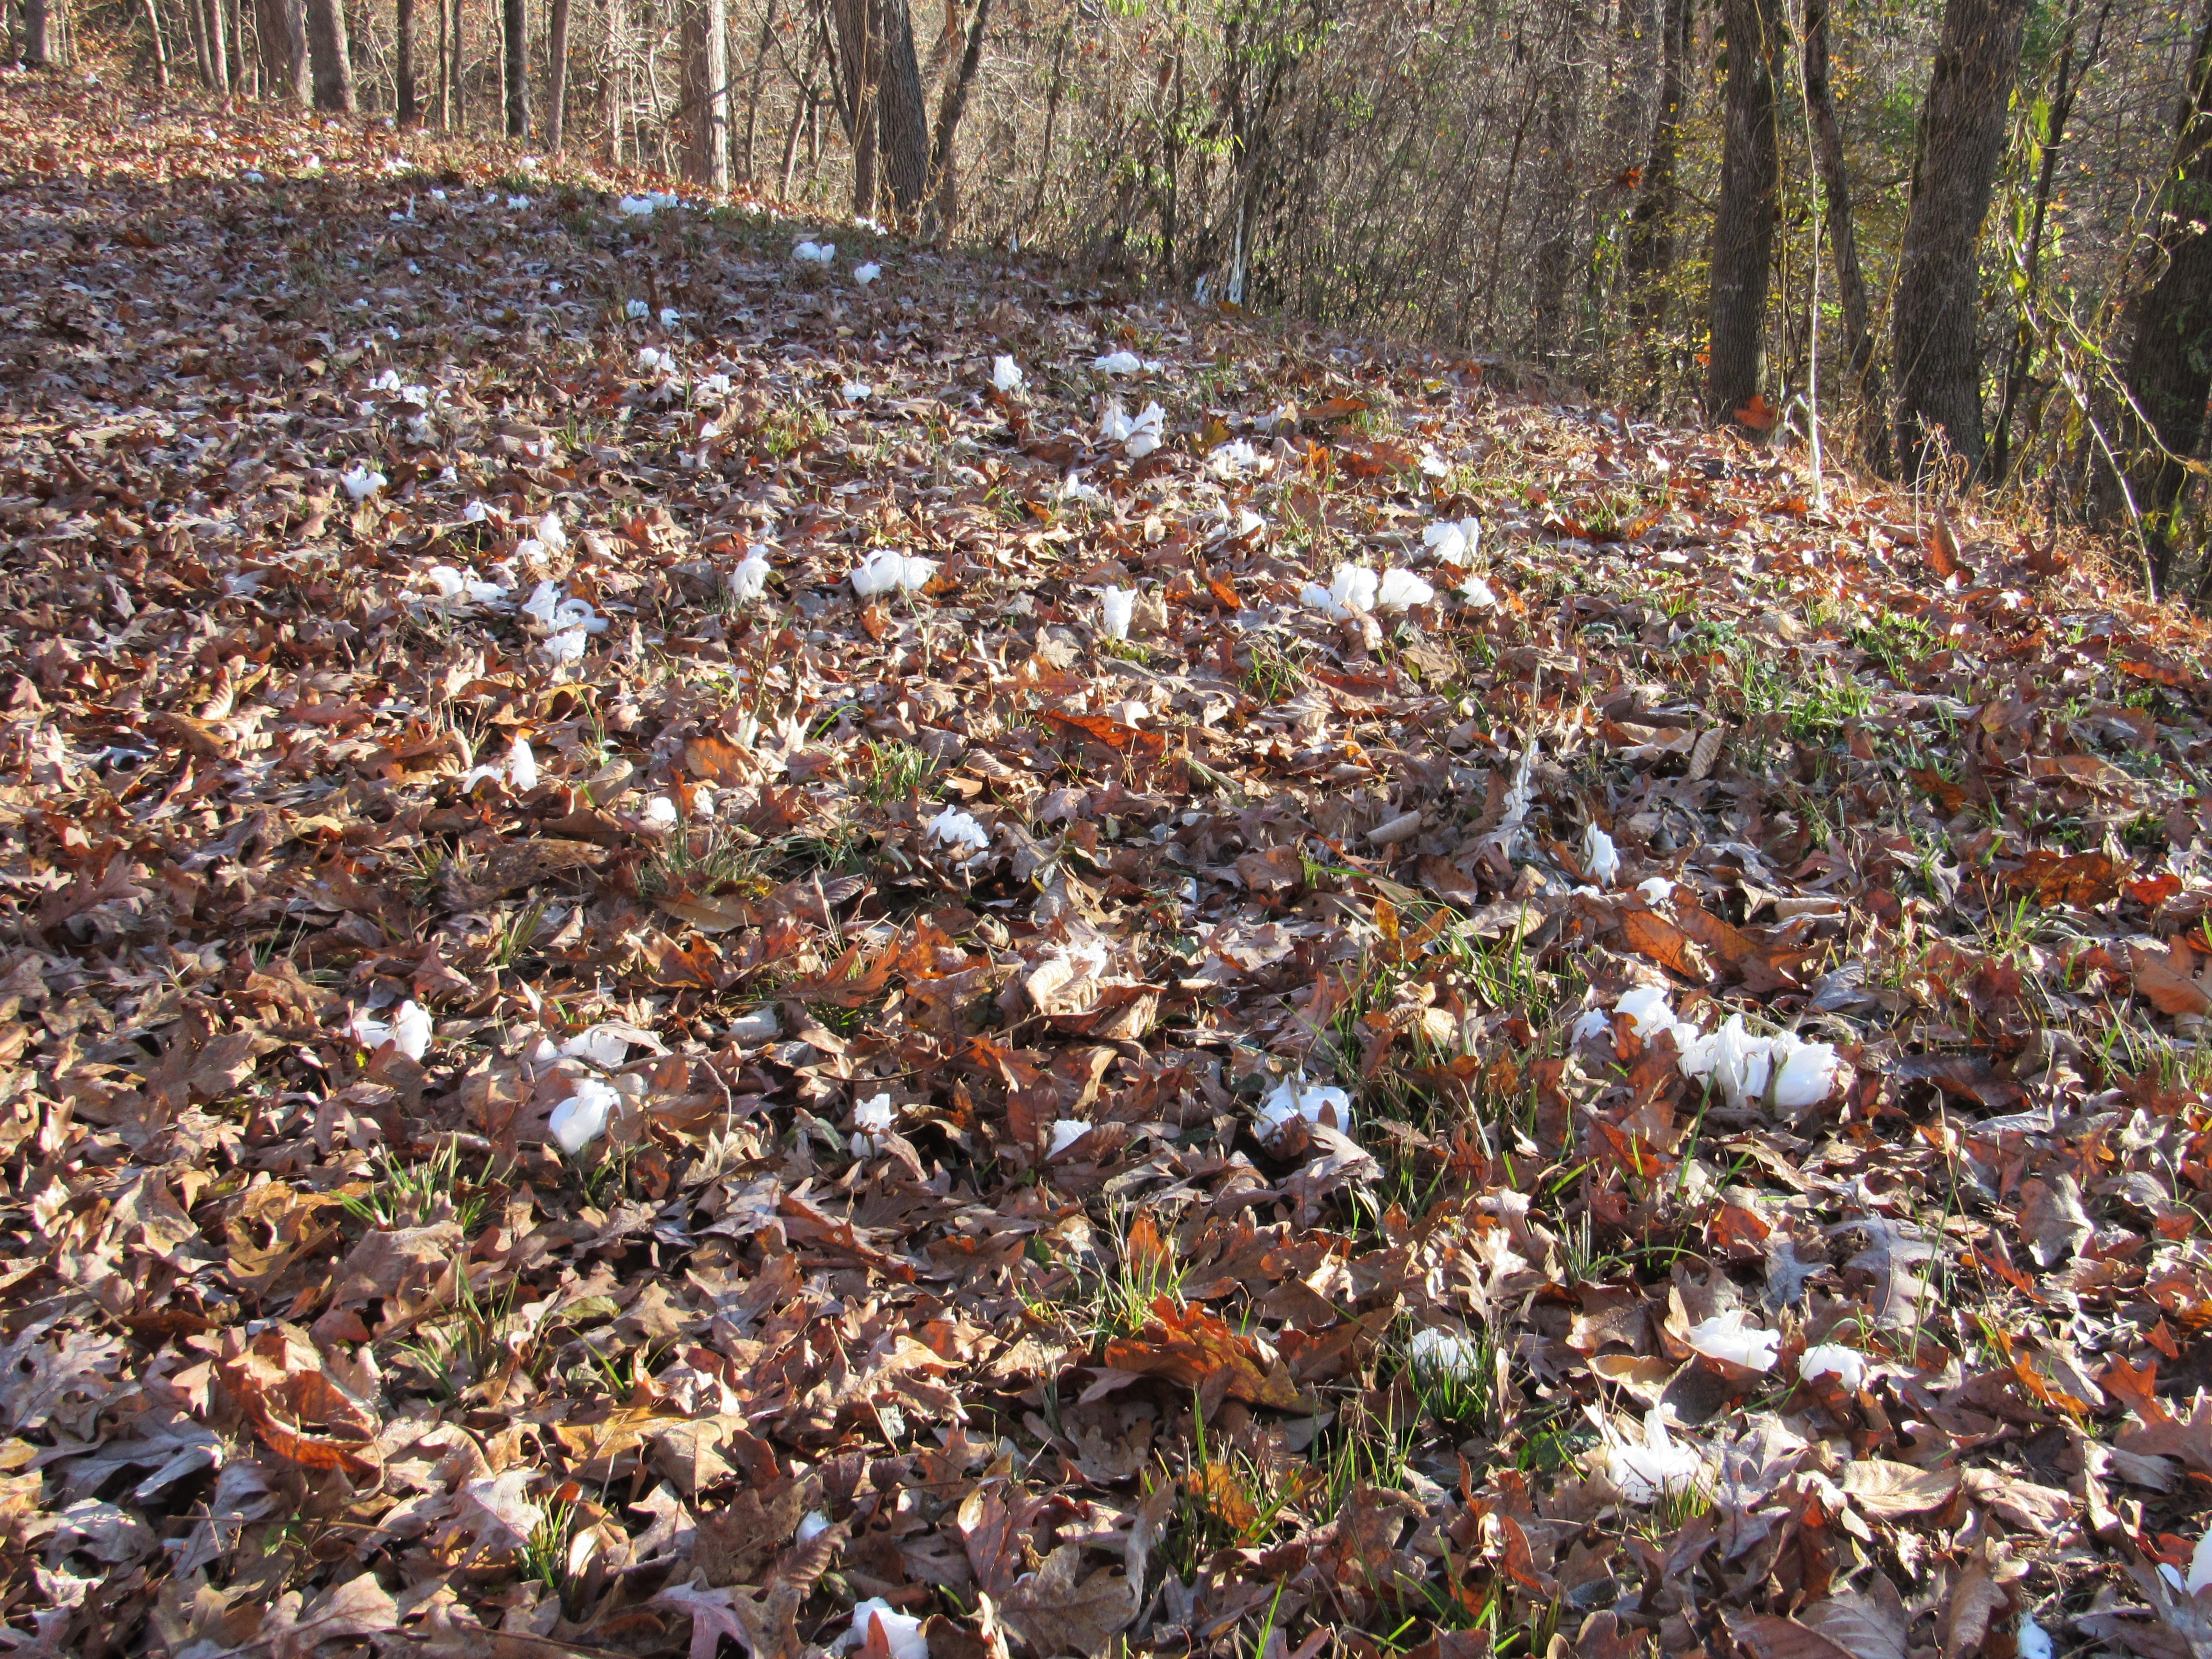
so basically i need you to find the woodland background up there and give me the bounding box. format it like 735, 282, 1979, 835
16, 0, 2212, 602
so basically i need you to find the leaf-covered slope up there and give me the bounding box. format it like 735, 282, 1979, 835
3, 73, 2212, 1659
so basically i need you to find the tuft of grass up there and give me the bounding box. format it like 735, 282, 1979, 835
1243, 638, 1310, 705
637, 826, 765, 900
343, 1136, 493, 1235
862, 738, 938, 803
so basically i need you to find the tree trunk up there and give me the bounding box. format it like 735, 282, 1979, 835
397, 0, 417, 123
681, 0, 731, 186
604, 0, 621, 159
545, 0, 568, 148
1528, 3, 1592, 363
185, 0, 212, 84
1623, 0, 1690, 349
2124, 0, 2212, 585
876, 0, 930, 214
502, 0, 530, 138
1890, 0, 2031, 480
24, 0, 52, 66
741, 0, 778, 180
830, 0, 879, 216
1705, 0, 1782, 425
143, 0, 171, 85
1990, 0, 2105, 483
305, 0, 353, 109
203, 0, 230, 88
1804, 0, 1884, 464
224, 0, 243, 89
923, 0, 990, 237
448, 0, 464, 128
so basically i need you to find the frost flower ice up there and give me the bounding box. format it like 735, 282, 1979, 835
618, 194, 657, 216
793, 239, 837, 265
1048, 1119, 1092, 1159
991, 355, 1024, 394
1423, 517, 1481, 564
850, 1091, 896, 1157
625, 298, 650, 318
341, 464, 386, 501
1407, 1327, 1485, 1383
351, 1000, 432, 1061
1257, 1073, 1352, 1139
1606, 1409, 1706, 1505
851, 549, 939, 597
1376, 567, 1434, 612
1092, 350, 1147, 375
854, 262, 882, 285
1582, 823, 1621, 887
549, 1075, 621, 1156
1209, 438, 1265, 477
840, 1599, 927, 1659
1771, 1035, 1846, 1110
1798, 1343, 1865, 1390
1100, 587, 1135, 641
460, 736, 539, 794
727, 548, 773, 603
1683, 1309, 1780, 1371
1613, 986, 1673, 1040
926, 807, 991, 862
1101, 399, 1165, 459
1458, 572, 1499, 608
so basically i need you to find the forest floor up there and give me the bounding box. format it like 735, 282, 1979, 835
3, 65, 2212, 1659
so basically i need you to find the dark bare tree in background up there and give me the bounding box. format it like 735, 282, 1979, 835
2123, 0, 2212, 588
1891, 0, 2031, 478
545, 0, 570, 147
397, 0, 419, 122
256, 0, 308, 101
1803, 0, 1881, 463
502, 0, 529, 137
683, 0, 731, 185
306, 0, 354, 109
1706, 0, 1781, 423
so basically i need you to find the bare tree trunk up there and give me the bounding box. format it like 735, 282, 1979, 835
1891, 0, 2031, 479
604, 0, 622, 160
182, 0, 210, 83
741, 0, 778, 180
185, 0, 213, 84
2124, 0, 2212, 585
545, 0, 568, 147
1624, 0, 1689, 350
143, 0, 171, 85
1528, 8, 1592, 362
503, 0, 530, 138
24, 0, 48, 65
448, 0, 464, 128
1024, 20, 1070, 229
1804, 0, 1884, 464
306, 0, 354, 109
201, 0, 230, 90
779, 81, 806, 195
1990, 0, 2106, 483
397, 0, 418, 122
877, 0, 930, 214
923, 0, 989, 237
1705, 0, 1782, 425
830, 0, 879, 216
224, 0, 243, 89
681, 0, 730, 185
